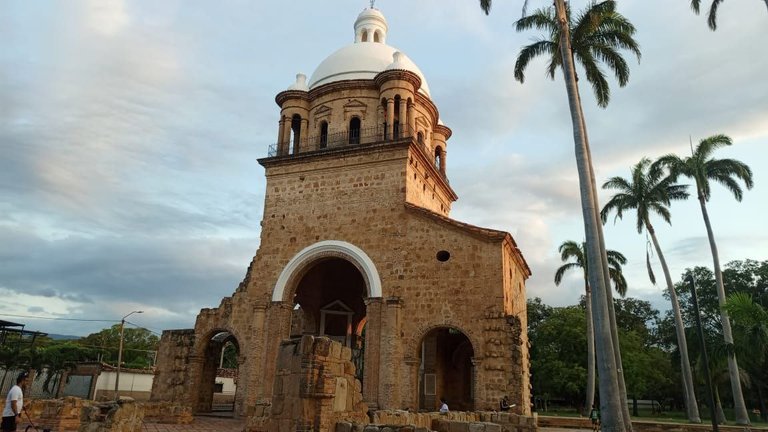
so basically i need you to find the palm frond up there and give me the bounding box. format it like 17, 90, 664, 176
479, 0, 492, 15
691, 0, 702, 13
708, 0, 725, 30
646, 249, 656, 285
514, 40, 557, 83
555, 262, 583, 285
577, 50, 611, 107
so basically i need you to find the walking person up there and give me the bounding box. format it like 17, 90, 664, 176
2, 372, 28, 432
589, 404, 600, 432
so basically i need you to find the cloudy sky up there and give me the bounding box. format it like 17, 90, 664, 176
1, 0, 766, 337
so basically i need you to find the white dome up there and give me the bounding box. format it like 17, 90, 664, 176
307, 8, 431, 97
308, 43, 431, 96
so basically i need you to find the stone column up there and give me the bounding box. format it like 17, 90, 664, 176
398, 98, 407, 138
261, 302, 294, 400
379, 297, 403, 409
362, 297, 383, 409
407, 102, 416, 135
440, 148, 447, 176
386, 98, 394, 140
299, 118, 308, 153
188, 354, 204, 412
245, 304, 267, 412
402, 357, 420, 411
276, 116, 286, 155
471, 357, 480, 411
377, 105, 385, 139
281, 117, 292, 155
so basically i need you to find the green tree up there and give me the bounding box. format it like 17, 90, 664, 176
554, 240, 627, 415
601, 157, 700, 423
29, 342, 94, 394
79, 324, 159, 368
724, 292, 768, 421
690, 0, 768, 30
479, 1, 642, 427
658, 134, 754, 425
530, 305, 589, 408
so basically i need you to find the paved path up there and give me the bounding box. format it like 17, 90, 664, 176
142, 416, 245, 432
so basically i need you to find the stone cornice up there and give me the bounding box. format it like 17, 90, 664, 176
275, 90, 311, 106
373, 69, 422, 93
434, 124, 452, 140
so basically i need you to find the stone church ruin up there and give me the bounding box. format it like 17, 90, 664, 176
151, 6, 533, 431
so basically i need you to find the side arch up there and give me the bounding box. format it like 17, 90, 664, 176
407, 321, 483, 360
272, 240, 383, 302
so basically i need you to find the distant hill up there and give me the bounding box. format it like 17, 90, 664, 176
47, 333, 80, 341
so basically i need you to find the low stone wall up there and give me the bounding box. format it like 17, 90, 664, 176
26, 397, 90, 432
138, 401, 193, 424
79, 398, 144, 432
337, 410, 537, 432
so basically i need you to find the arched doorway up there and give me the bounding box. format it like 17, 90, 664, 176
290, 258, 367, 382
418, 327, 475, 412
196, 331, 241, 415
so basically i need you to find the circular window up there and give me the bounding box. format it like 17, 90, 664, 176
436, 250, 451, 262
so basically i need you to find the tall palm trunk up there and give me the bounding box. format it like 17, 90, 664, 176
553, 2, 625, 431
585, 281, 596, 417
697, 191, 750, 425
576, 61, 633, 432
645, 218, 701, 423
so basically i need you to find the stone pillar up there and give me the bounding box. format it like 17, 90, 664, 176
249, 304, 268, 403
299, 118, 308, 153
471, 357, 480, 411
440, 148, 447, 175
377, 105, 385, 138
402, 357, 420, 411
398, 98, 407, 137
260, 302, 293, 401
379, 297, 403, 409
276, 116, 286, 155
362, 297, 383, 409
281, 117, 292, 155
407, 102, 416, 135
187, 355, 204, 411
386, 98, 394, 140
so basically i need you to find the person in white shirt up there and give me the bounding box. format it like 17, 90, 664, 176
439, 397, 449, 414
2, 372, 28, 432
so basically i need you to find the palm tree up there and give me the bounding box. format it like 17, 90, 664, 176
480, 2, 640, 428
657, 134, 754, 425
513, 1, 641, 108
690, 0, 768, 30
600, 158, 701, 423
554, 240, 627, 416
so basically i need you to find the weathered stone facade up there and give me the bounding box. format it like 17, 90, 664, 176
151, 6, 532, 428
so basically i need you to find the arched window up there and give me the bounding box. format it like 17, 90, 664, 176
374, 31, 380, 43
319, 121, 329, 149
290, 114, 302, 154
349, 117, 361, 145
362, 30, 368, 42
435, 146, 444, 172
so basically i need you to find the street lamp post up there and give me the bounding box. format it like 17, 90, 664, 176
686, 275, 718, 432
115, 310, 143, 399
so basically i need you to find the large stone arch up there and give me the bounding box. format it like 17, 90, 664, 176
407, 321, 483, 361
272, 240, 382, 302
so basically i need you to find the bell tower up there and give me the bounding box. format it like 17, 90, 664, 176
262, 7, 457, 217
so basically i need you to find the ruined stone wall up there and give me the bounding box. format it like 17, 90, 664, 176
150, 330, 195, 406
247, 336, 368, 432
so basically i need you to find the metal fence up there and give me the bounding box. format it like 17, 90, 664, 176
0, 369, 92, 399
268, 124, 416, 158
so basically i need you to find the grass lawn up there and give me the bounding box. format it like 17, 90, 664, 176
538, 408, 767, 426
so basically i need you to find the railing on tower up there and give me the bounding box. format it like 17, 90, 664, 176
267, 124, 416, 158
